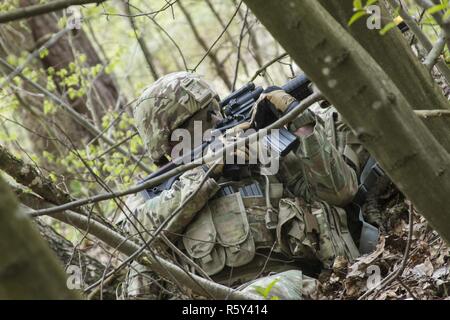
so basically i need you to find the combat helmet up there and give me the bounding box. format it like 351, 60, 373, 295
133, 72, 219, 162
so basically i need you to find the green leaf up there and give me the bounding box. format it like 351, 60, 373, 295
353, 0, 363, 10
443, 8, 450, 20
348, 10, 367, 26
426, 3, 448, 15
254, 286, 267, 298
379, 21, 397, 35
78, 54, 87, 64
366, 0, 379, 6
39, 48, 49, 59
43, 100, 55, 115
263, 278, 280, 298
253, 279, 280, 299
49, 173, 58, 183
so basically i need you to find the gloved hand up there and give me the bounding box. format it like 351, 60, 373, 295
204, 146, 224, 177
251, 87, 298, 130
257, 87, 297, 114
204, 131, 250, 177
220, 131, 250, 166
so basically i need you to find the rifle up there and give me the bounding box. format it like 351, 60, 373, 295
139, 74, 314, 200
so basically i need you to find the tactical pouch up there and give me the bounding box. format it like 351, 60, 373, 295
209, 193, 255, 268
243, 197, 276, 250
312, 202, 360, 268
183, 205, 226, 275
183, 192, 256, 275
276, 199, 318, 260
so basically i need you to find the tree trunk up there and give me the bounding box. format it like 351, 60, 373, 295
22, 0, 120, 116
34, 217, 122, 299
243, 0, 450, 244
0, 175, 79, 299
0, 1, 124, 176
0, 23, 92, 153
317, 0, 450, 152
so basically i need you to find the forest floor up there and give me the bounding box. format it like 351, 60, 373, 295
314, 63, 450, 301
318, 183, 450, 300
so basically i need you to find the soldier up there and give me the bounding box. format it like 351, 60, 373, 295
120, 71, 369, 300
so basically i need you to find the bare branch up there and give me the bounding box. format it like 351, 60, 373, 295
389, 0, 450, 82
19, 192, 257, 299
179, 0, 238, 89
414, 109, 450, 117
0, 144, 71, 206
249, 52, 289, 82
203, 0, 250, 77
27, 92, 323, 216
191, 0, 243, 73
424, 32, 446, 70
101, 0, 178, 18
0, 0, 107, 24
0, 143, 113, 227
415, 0, 450, 50
125, 2, 189, 71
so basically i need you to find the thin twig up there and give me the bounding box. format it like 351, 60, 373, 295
232, 7, 249, 90
249, 52, 289, 82
124, 1, 160, 80
101, 0, 178, 18
389, 0, 450, 84
415, 0, 450, 50
192, 0, 243, 72
0, 58, 152, 174
23, 196, 255, 299
91, 132, 138, 161
0, 0, 106, 23
127, 2, 188, 71
28, 92, 323, 216
82, 163, 220, 298
0, 27, 72, 90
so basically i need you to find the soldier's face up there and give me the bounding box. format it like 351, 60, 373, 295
168, 100, 223, 151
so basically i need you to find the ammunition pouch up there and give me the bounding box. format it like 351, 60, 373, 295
182, 179, 360, 277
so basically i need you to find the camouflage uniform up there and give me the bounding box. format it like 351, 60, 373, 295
121, 72, 367, 300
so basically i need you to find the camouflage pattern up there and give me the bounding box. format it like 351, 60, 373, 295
133, 71, 218, 162
281, 108, 358, 207
122, 262, 159, 300
123, 166, 220, 239
122, 74, 364, 300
